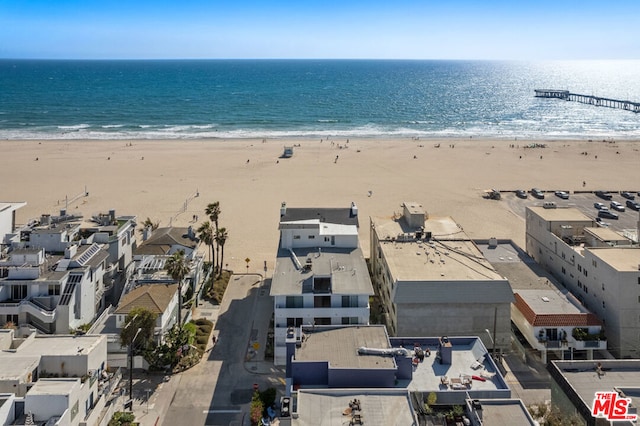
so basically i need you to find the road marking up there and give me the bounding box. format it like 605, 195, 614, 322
204, 409, 242, 414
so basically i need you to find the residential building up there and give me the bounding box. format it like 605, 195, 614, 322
114, 283, 179, 342
512, 289, 606, 362
549, 359, 640, 426
271, 202, 373, 365
279, 325, 524, 425
135, 226, 199, 259
0, 201, 26, 247
369, 202, 514, 354
0, 330, 110, 426
526, 206, 640, 358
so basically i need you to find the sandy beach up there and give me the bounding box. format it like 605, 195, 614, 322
2, 137, 639, 272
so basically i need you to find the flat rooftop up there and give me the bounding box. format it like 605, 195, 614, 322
516, 288, 585, 316
397, 339, 507, 393
585, 226, 630, 243
271, 247, 373, 296
373, 217, 504, 282
478, 241, 562, 291
27, 378, 79, 396
472, 399, 537, 425
588, 247, 640, 272
292, 389, 417, 426
528, 206, 594, 222
551, 360, 640, 414
295, 326, 395, 370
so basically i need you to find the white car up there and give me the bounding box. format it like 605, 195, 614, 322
554, 191, 569, 199
594, 202, 608, 210
610, 201, 625, 212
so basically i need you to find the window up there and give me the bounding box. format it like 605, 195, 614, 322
562, 267, 566, 275
578, 280, 582, 289
602, 301, 605, 309
342, 295, 359, 308
286, 318, 303, 327
285, 296, 303, 308
584, 269, 588, 277
11, 285, 27, 300
602, 283, 605, 291
562, 252, 565, 259
293, 235, 301, 240
48, 284, 60, 295
585, 286, 588, 294
314, 317, 331, 325
592, 260, 597, 267
341, 317, 359, 325
314, 296, 331, 308
324, 237, 330, 242
578, 265, 582, 272
308, 235, 315, 239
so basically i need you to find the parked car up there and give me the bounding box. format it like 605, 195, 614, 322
554, 191, 569, 199
594, 202, 608, 210
531, 188, 545, 199
595, 217, 610, 227
598, 210, 619, 220
621, 191, 635, 200
515, 189, 528, 199
610, 201, 625, 212
627, 200, 640, 211
595, 190, 613, 200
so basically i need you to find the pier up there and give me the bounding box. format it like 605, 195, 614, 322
535, 89, 640, 113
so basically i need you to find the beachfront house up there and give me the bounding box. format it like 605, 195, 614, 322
525, 206, 640, 358
0, 210, 137, 334
271, 202, 374, 365
369, 202, 514, 355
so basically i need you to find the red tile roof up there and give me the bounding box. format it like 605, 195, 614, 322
513, 293, 601, 327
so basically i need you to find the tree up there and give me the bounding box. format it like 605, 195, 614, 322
119, 307, 157, 349
139, 217, 159, 234
165, 250, 190, 327
197, 221, 214, 264
205, 202, 221, 270
215, 227, 228, 277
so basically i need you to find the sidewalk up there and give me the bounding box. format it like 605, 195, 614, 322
130, 274, 282, 425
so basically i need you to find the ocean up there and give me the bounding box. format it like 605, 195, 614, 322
1, 59, 639, 140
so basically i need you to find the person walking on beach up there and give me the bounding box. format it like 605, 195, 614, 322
335, 155, 339, 163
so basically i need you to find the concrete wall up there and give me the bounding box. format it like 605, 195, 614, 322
395, 303, 511, 352
328, 368, 396, 388
291, 361, 329, 386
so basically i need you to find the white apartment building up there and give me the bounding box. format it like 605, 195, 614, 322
0, 210, 137, 334
526, 205, 640, 358
369, 202, 514, 354
271, 202, 373, 365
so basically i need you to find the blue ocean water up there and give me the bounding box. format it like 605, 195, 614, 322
1, 59, 639, 140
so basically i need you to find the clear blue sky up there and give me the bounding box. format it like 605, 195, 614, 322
1, 0, 638, 60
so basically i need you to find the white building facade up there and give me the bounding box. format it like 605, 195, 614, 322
271, 203, 373, 365
526, 206, 640, 358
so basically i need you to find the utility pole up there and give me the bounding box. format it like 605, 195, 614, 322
128, 327, 142, 408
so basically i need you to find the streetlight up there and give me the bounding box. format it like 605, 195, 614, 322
128, 327, 142, 407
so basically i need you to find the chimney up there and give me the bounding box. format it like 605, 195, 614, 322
143, 226, 152, 241
350, 201, 358, 217
109, 209, 116, 224
280, 202, 287, 217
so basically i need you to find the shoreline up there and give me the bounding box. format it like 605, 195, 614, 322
3, 137, 639, 272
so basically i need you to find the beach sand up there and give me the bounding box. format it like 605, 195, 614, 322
2, 137, 639, 272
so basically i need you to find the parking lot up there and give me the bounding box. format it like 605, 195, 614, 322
505, 190, 640, 234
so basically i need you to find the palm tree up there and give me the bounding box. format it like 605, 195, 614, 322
165, 250, 190, 327
197, 221, 214, 264
215, 227, 228, 277
205, 202, 221, 270
139, 217, 159, 234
